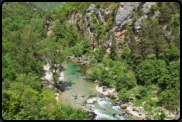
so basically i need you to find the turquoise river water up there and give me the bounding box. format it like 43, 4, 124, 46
58, 60, 132, 120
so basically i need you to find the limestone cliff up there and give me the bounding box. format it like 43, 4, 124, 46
64, 2, 160, 53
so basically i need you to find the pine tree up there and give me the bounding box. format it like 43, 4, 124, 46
110, 34, 117, 61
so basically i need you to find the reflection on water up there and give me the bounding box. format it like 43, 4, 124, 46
58, 60, 131, 120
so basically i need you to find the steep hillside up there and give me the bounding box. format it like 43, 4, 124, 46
2, 2, 88, 120
49, 2, 180, 54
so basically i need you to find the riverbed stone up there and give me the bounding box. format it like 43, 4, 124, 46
86, 97, 97, 104
120, 104, 127, 109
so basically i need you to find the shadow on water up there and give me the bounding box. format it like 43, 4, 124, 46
60, 80, 75, 92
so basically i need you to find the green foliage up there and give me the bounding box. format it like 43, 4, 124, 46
165, 44, 180, 63
158, 61, 180, 91
136, 86, 147, 99
94, 44, 106, 62
82, 37, 91, 54
58, 103, 88, 120
135, 59, 166, 86
116, 74, 136, 91
156, 112, 166, 120
72, 43, 83, 57
158, 4, 172, 24
98, 67, 112, 86
39, 91, 57, 109
118, 88, 131, 102
122, 46, 131, 59
110, 34, 117, 61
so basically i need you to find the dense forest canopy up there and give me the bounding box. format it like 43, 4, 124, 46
2, 2, 180, 120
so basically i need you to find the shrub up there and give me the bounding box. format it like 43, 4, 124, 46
136, 86, 147, 99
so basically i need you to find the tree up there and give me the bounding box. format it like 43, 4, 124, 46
66, 23, 79, 47
136, 86, 147, 99
98, 67, 112, 86
116, 74, 136, 91
121, 46, 131, 60
72, 43, 82, 57
82, 37, 90, 54
158, 61, 180, 90
47, 104, 65, 120
90, 68, 99, 81
158, 88, 180, 112
158, 5, 172, 24
110, 34, 117, 61
165, 44, 180, 63
94, 43, 106, 62
135, 60, 155, 85
44, 36, 67, 84
118, 88, 131, 103
39, 91, 57, 109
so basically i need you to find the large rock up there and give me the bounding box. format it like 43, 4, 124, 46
88, 112, 97, 120
130, 2, 140, 8
152, 11, 160, 18
86, 97, 97, 104
103, 5, 112, 22
84, 27, 90, 37
120, 104, 127, 109
85, 13, 91, 19
94, 9, 103, 21
89, 23, 95, 32
99, 5, 104, 15
133, 16, 147, 30
165, 31, 171, 37
115, 2, 134, 26
87, 4, 95, 13
142, 2, 156, 14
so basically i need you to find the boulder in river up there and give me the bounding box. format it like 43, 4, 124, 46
120, 104, 127, 109
87, 111, 97, 120
94, 80, 98, 83
86, 97, 97, 104
113, 113, 117, 116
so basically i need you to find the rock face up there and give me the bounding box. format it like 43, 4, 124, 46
89, 23, 95, 32
152, 11, 160, 18
115, 2, 134, 26
87, 4, 95, 13
103, 5, 112, 21
142, 2, 156, 14
133, 16, 147, 30
94, 9, 103, 21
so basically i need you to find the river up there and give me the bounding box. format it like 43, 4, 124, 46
58, 60, 132, 120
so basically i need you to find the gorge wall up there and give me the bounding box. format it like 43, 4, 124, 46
65, 2, 160, 53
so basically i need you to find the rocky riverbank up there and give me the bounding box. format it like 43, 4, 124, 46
68, 55, 95, 65
94, 84, 149, 120
41, 62, 65, 101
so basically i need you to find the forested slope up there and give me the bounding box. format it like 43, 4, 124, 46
2, 2, 88, 120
